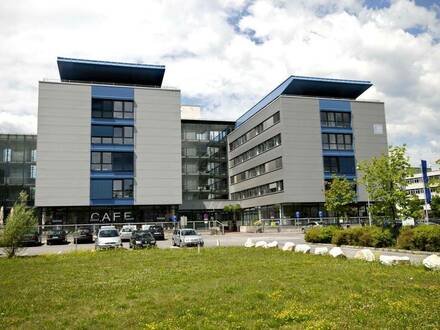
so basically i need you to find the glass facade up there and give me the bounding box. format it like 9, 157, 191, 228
181, 120, 235, 201
0, 134, 37, 213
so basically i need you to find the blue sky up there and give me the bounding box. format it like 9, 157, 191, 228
0, 0, 439, 165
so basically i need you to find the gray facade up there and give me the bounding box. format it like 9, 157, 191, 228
135, 88, 182, 205
36, 82, 91, 207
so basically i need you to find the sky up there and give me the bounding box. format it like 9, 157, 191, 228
0, 0, 439, 166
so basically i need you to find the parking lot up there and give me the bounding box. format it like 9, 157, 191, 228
4, 231, 429, 265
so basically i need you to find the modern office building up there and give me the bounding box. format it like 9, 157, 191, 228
0, 134, 37, 219
34, 57, 388, 225
36, 58, 181, 224
406, 169, 440, 201
227, 76, 388, 222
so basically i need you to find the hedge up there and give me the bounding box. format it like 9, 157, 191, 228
396, 225, 440, 252
331, 226, 394, 248
304, 226, 341, 243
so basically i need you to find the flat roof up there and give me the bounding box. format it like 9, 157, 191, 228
235, 75, 373, 128
57, 57, 165, 87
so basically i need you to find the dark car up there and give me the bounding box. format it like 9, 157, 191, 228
19, 231, 41, 246
46, 230, 68, 245
73, 228, 94, 244
129, 230, 156, 249
147, 225, 165, 240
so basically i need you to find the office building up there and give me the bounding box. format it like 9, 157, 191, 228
33, 57, 388, 225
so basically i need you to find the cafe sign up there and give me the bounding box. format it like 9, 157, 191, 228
90, 211, 134, 223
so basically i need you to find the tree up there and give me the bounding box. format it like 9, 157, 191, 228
357, 145, 413, 222
0, 192, 38, 258
324, 176, 356, 219
405, 194, 424, 220
431, 195, 440, 218
223, 204, 241, 223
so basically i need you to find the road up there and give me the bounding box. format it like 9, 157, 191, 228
4, 231, 431, 265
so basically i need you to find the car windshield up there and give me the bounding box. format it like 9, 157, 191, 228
150, 226, 163, 231
99, 229, 119, 237
181, 230, 197, 236
50, 230, 64, 235
134, 231, 152, 239
122, 228, 132, 232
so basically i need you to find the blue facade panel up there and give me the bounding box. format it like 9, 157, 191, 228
322, 150, 355, 157
320, 127, 353, 134
91, 144, 134, 152
91, 85, 134, 100
91, 125, 113, 137
91, 172, 134, 179
91, 118, 134, 126
90, 180, 113, 200
90, 199, 134, 206
319, 99, 351, 112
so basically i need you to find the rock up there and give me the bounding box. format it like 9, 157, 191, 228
255, 241, 267, 248
329, 247, 346, 258
379, 255, 410, 266
422, 254, 440, 271
354, 249, 375, 262
244, 238, 255, 248
314, 247, 329, 255
295, 244, 311, 254
266, 241, 278, 248
282, 242, 296, 251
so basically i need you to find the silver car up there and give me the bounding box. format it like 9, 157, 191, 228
172, 229, 204, 247
95, 226, 122, 250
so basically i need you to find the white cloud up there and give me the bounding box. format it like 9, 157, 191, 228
0, 0, 439, 165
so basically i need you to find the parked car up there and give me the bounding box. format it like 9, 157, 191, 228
172, 229, 204, 247
46, 230, 68, 245
301, 222, 322, 232
73, 228, 94, 244
95, 226, 122, 250
120, 225, 137, 241
147, 225, 165, 240
19, 231, 41, 246
129, 230, 156, 249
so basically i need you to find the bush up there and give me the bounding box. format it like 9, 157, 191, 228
304, 226, 341, 243
397, 225, 440, 252
331, 226, 393, 248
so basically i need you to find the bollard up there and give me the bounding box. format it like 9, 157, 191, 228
216, 239, 220, 247
197, 242, 201, 254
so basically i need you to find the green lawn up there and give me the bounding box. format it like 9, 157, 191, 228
0, 248, 439, 329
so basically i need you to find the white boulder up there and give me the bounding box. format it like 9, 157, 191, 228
282, 242, 296, 251
354, 249, 375, 262
266, 241, 279, 248
244, 238, 255, 248
255, 241, 267, 248
422, 254, 440, 271
329, 247, 346, 258
379, 255, 410, 266
314, 247, 329, 255
295, 244, 311, 254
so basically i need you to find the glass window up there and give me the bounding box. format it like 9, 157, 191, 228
124, 127, 133, 138
114, 127, 123, 137
113, 179, 122, 191
91, 152, 101, 164
102, 152, 111, 164
114, 101, 123, 111
124, 102, 133, 112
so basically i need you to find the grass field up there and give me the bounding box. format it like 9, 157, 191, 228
0, 248, 439, 329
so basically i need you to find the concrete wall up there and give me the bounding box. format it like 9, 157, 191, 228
351, 101, 388, 201
134, 88, 182, 205
280, 96, 325, 203
36, 82, 91, 206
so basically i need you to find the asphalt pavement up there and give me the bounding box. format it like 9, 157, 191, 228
2, 231, 432, 265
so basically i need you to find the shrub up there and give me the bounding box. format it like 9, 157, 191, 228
397, 225, 440, 252
331, 226, 393, 248
304, 226, 341, 243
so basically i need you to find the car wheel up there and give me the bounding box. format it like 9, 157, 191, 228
179, 240, 183, 248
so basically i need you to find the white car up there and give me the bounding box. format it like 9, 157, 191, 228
95, 226, 122, 250
120, 225, 136, 241
172, 229, 204, 247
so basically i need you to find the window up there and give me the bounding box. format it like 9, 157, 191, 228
229, 112, 280, 151
91, 152, 133, 172
230, 134, 281, 167
92, 99, 134, 119
91, 152, 112, 171
30, 165, 36, 179
112, 179, 133, 199
91, 125, 134, 145
323, 156, 355, 175
320, 111, 351, 128
3, 148, 11, 162
31, 149, 37, 162
231, 180, 283, 200
230, 157, 282, 184
322, 133, 353, 150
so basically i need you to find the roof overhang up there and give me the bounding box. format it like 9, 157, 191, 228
57, 57, 165, 87
235, 75, 373, 128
